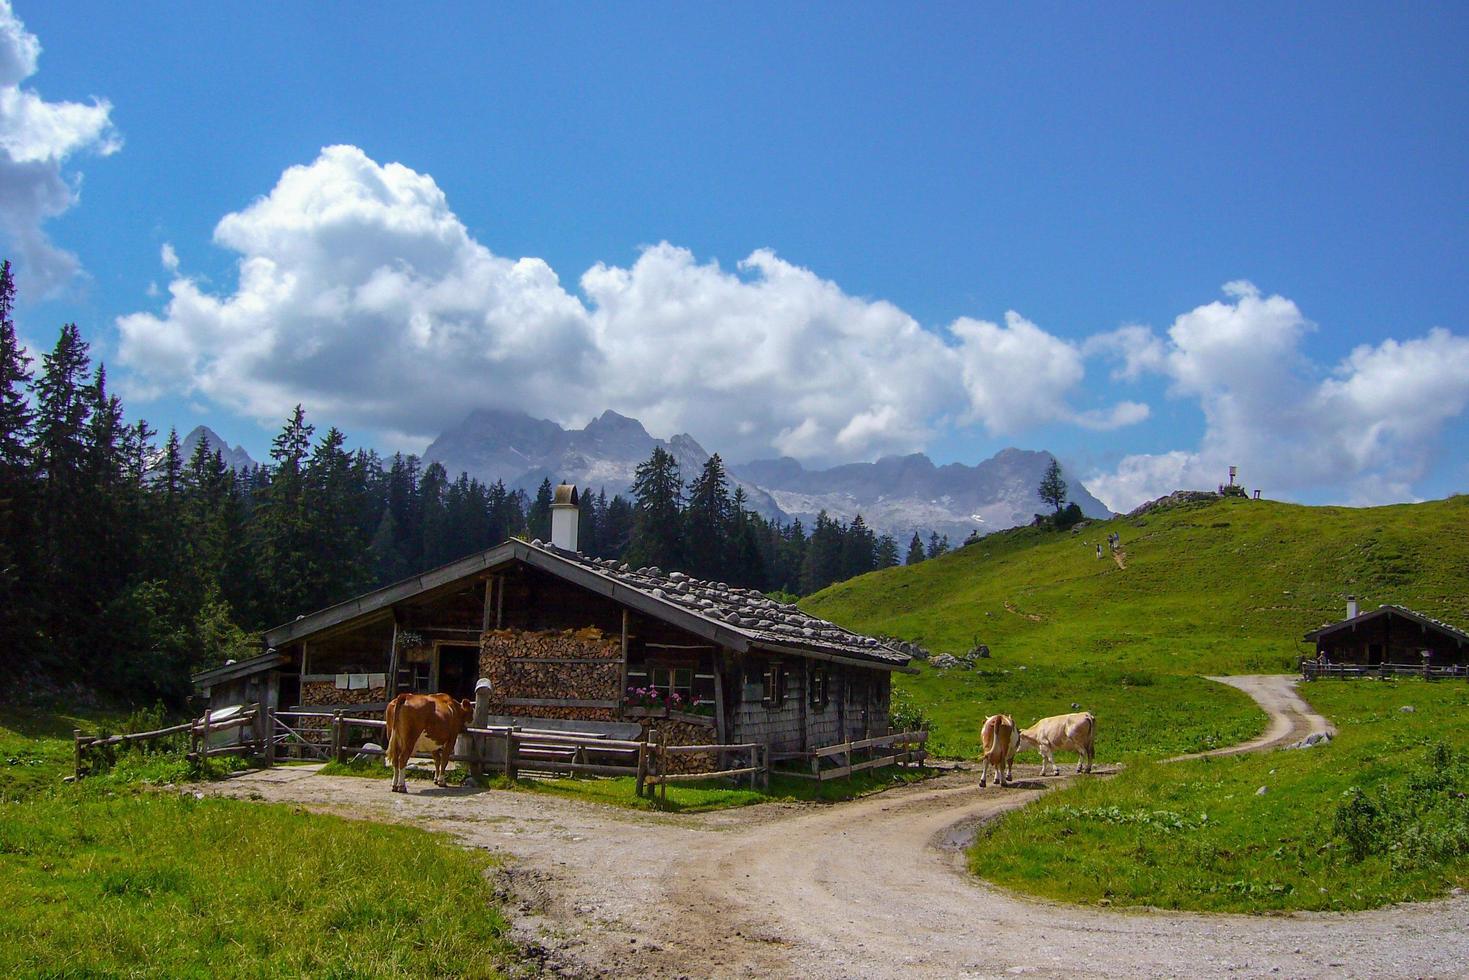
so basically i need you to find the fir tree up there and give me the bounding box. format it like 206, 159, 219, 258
875, 533, 899, 569
905, 532, 926, 565
528, 478, 553, 541
684, 454, 732, 579
1037, 457, 1068, 514
626, 446, 684, 570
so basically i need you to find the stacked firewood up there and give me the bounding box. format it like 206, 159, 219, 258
643, 718, 719, 774
480, 628, 621, 721
301, 682, 386, 708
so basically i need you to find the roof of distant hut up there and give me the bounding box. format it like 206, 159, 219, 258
256, 538, 915, 672
1304, 604, 1469, 646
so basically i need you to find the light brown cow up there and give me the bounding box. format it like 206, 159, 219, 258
385, 693, 473, 793
1017, 711, 1096, 776
979, 713, 1019, 787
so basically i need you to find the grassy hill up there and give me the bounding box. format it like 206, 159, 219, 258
804, 493, 1469, 759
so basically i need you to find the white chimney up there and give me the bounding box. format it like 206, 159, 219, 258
1346, 596, 1359, 620
550, 484, 580, 551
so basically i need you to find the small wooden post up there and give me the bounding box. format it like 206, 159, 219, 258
504, 727, 518, 781
635, 739, 648, 798
331, 711, 345, 764
759, 744, 769, 791
468, 677, 491, 785
264, 708, 277, 767
73, 728, 83, 779
658, 730, 668, 805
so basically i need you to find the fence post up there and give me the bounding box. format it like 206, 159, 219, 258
73, 728, 83, 780
331, 711, 345, 764
504, 727, 518, 782
264, 708, 277, 767
468, 678, 491, 786
635, 739, 648, 798
760, 743, 769, 791
658, 730, 668, 805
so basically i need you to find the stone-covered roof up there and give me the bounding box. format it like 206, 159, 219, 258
259, 537, 912, 671
530, 540, 910, 667
1304, 603, 1469, 645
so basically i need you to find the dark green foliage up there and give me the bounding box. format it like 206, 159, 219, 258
1037, 456, 1067, 513
626, 446, 685, 570
1051, 501, 1084, 530
906, 531, 925, 565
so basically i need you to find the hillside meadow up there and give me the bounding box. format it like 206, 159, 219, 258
805, 494, 1469, 760
970, 678, 1469, 912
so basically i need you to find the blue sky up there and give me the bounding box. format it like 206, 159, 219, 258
4, 2, 1466, 510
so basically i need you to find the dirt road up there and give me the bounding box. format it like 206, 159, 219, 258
213, 676, 1469, 978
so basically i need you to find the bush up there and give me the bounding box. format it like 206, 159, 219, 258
889, 687, 932, 733
1331, 741, 1469, 868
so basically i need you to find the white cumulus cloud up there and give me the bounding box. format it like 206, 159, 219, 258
1087, 285, 1469, 512
119, 145, 1140, 465
0, 1, 119, 293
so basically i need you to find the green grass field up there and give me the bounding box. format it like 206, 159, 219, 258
0, 706, 515, 978
804, 494, 1469, 762
968, 678, 1469, 913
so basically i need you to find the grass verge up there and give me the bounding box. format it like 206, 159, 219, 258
0, 706, 515, 978
967, 678, 1469, 913
322, 755, 937, 812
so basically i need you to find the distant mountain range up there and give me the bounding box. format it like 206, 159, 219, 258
423, 408, 1112, 545
424, 409, 786, 519
181, 425, 258, 472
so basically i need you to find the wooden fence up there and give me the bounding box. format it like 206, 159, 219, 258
770, 730, 928, 782
1302, 661, 1469, 681
72, 701, 927, 802
302, 713, 769, 803
73, 705, 262, 779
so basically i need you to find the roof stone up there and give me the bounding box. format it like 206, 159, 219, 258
537, 546, 909, 667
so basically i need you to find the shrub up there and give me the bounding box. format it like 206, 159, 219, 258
889, 687, 932, 733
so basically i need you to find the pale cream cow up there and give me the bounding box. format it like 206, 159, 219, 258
1017, 711, 1095, 775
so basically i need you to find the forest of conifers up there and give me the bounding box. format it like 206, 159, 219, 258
0, 263, 944, 702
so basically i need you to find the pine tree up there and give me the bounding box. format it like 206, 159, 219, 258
254, 406, 316, 625
306, 426, 370, 605
528, 478, 553, 541
0, 260, 35, 657
875, 533, 899, 569
926, 531, 949, 560
600, 494, 633, 559
1037, 457, 1068, 514
684, 454, 732, 579
905, 532, 926, 565
840, 514, 876, 580
626, 446, 684, 570
33, 324, 94, 665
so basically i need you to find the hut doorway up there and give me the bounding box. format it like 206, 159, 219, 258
436, 644, 480, 701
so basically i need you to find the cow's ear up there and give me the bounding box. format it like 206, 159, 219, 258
460, 698, 473, 715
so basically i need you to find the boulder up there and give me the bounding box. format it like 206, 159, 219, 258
352, 742, 383, 763
930, 653, 961, 670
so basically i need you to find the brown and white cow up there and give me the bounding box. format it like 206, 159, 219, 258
1017, 711, 1096, 776
385, 693, 473, 793
979, 713, 1019, 787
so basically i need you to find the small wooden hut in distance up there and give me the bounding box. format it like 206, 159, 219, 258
193, 485, 913, 757
1304, 597, 1469, 668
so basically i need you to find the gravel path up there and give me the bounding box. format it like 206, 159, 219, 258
212, 676, 1469, 979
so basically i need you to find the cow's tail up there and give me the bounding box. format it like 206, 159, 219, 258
980, 714, 997, 756
385, 695, 400, 768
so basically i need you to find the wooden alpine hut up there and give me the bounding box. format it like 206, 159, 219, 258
1303, 597, 1469, 677
193, 485, 915, 763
